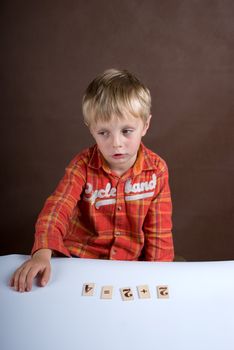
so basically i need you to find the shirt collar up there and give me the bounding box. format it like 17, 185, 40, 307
88, 144, 102, 169
132, 143, 157, 175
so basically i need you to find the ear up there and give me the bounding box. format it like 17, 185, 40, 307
142, 115, 152, 136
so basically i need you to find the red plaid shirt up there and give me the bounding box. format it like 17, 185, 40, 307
32, 143, 174, 261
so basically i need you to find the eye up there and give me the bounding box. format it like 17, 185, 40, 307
97, 131, 109, 137
122, 128, 134, 135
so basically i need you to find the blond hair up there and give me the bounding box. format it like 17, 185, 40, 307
82, 69, 151, 127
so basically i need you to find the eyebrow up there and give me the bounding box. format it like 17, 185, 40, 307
96, 128, 109, 132
121, 125, 136, 129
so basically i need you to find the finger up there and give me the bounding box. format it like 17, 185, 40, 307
25, 266, 41, 292
10, 260, 30, 290
9, 273, 15, 287
18, 264, 34, 292
18, 270, 27, 292
11, 266, 25, 291
40, 265, 51, 287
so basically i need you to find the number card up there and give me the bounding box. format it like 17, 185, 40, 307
82, 283, 95, 296
120, 287, 134, 301
137, 285, 151, 299
101, 286, 113, 299
157, 285, 169, 299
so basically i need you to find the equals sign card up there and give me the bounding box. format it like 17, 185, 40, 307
101, 286, 113, 299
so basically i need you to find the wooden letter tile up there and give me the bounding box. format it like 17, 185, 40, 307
157, 285, 169, 299
137, 285, 151, 299
82, 283, 95, 296
120, 287, 134, 301
101, 286, 113, 299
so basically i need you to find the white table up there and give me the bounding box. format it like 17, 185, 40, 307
0, 255, 234, 350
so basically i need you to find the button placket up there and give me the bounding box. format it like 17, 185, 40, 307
114, 179, 122, 238
110, 248, 117, 258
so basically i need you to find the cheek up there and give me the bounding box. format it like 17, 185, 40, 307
127, 132, 142, 143
125, 137, 140, 149
96, 140, 109, 153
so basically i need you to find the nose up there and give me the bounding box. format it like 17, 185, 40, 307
112, 133, 122, 148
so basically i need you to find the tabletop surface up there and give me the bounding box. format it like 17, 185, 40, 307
1, 254, 234, 350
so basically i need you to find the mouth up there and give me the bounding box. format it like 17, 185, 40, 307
112, 153, 126, 159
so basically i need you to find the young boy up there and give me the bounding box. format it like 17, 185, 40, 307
11, 68, 174, 292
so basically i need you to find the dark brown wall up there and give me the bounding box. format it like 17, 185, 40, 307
1, 1, 234, 260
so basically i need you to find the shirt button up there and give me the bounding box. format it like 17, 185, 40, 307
117, 206, 122, 211
115, 232, 121, 236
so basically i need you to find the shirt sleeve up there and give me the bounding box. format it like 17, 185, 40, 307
142, 165, 174, 261
31, 157, 86, 256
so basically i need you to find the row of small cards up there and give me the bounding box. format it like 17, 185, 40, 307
82, 283, 169, 300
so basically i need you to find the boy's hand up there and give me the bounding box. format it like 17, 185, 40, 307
10, 249, 52, 292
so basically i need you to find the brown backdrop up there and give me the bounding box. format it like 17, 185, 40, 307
1, 0, 234, 260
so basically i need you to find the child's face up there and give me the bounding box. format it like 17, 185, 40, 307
90, 113, 151, 176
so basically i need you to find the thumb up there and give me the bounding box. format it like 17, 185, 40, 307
40, 265, 51, 287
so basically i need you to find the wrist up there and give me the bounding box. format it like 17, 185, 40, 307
33, 248, 52, 260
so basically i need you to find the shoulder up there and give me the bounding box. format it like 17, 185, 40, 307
63, 146, 97, 181
141, 143, 169, 175
68, 145, 96, 167
62, 146, 97, 182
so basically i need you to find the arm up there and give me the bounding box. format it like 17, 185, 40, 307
10, 156, 87, 292
143, 166, 174, 261
32, 157, 86, 256
10, 248, 52, 292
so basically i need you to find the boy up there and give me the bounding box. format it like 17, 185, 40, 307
11, 68, 174, 292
